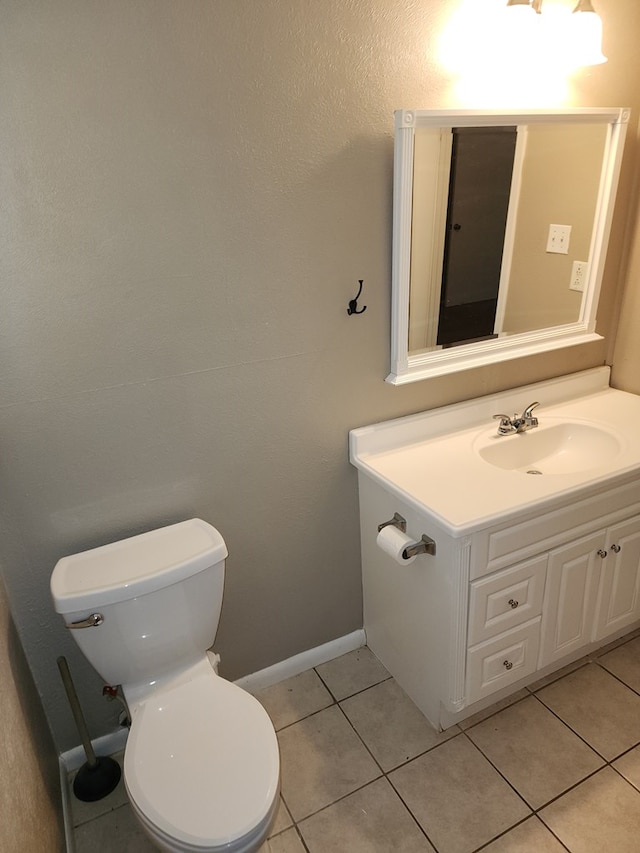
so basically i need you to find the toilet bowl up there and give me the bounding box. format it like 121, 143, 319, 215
50, 519, 280, 853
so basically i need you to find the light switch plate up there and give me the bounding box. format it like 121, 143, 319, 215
547, 224, 572, 254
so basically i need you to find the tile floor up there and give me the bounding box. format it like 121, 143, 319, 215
69, 630, 640, 853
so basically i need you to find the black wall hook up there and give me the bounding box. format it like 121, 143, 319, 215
347, 280, 367, 315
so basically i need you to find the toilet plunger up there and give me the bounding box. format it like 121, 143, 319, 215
57, 656, 122, 801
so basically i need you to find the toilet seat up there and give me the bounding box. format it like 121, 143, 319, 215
124, 669, 280, 851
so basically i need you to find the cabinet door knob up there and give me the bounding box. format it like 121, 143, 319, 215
610, 543, 621, 553
508, 599, 519, 609
503, 660, 513, 670
597, 549, 608, 558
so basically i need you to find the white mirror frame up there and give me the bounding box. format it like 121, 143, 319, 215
388, 107, 629, 385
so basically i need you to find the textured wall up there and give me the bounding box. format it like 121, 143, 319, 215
1, 0, 640, 753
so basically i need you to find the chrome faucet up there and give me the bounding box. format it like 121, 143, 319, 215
493, 402, 540, 436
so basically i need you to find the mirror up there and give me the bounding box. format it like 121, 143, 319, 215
388, 108, 629, 384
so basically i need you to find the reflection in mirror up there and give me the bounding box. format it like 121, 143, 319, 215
389, 109, 629, 384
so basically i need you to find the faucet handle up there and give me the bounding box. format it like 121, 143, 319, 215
493, 413, 515, 434
521, 401, 539, 419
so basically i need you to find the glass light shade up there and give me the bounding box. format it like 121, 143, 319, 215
504, 1, 541, 66
505, 0, 537, 18
570, 5, 607, 65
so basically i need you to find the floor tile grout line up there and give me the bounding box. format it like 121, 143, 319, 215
609, 759, 640, 793
458, 728, 618, 849
460, 705, 640, 820
383, 774, 444, 853
291, 774, 439, 851
279, 711, 640, 850
311, 665, 340, 703
278, 692, 442, 851
469, 814, 572, 853
530, 765, 604, 814
272, 698, 338, 733
525, 658, 591, 694
523, 627, 640, 697
592, 657, 640, 698
271, 668, 394, 735
528, 690, 611, 761
459, 689, 532, 732
464, 688, 640, 814
529, 685, 640, 765
312, 663, 393, 704
459, 728, 534, 813
291, 822, 311, 853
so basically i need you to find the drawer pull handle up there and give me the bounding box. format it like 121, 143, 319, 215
503, 660, 513, 670
508, 599, 519, 609
597, 549, 608, 559
611, 544, 621, 553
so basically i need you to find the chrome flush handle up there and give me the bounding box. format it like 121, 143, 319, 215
65, 613, 104, 629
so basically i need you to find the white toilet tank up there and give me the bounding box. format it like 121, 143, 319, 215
50, 519, 228, 690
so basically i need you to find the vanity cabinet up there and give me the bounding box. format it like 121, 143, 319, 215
356, 471, 640, 731
351, 368, 640, 731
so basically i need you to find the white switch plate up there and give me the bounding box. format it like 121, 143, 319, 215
570, 260, 588, 292
547, 224, 572, 254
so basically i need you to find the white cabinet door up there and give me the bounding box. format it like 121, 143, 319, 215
594, 516, 640, 641
538, 530, 605, 669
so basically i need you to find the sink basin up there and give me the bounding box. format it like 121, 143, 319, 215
475, 421, 624, 475
350, 368, 640, 532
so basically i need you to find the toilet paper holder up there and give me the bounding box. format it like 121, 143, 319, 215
377, 513, 437, 557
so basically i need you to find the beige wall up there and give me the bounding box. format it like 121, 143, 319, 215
0, 579, 64, 851
503, 122, 607, 333
611, 117, 640, 390
1, 0, 640, 753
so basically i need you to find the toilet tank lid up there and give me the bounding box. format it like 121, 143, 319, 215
51, 519, 228, 614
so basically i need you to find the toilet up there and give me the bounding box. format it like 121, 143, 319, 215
50, 519, 280, 853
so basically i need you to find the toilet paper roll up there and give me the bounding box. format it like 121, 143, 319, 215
376, 524, 417, 565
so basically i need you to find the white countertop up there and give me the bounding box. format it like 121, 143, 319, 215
350, 368, 640, 535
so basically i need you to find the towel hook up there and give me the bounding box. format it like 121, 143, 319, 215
347, 279, 367, 315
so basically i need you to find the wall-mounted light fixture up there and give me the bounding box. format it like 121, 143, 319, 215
506, 0, 607, 67
569, 0, 607, 65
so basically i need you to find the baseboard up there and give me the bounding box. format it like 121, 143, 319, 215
59, 756, 75, 853
234, 628, 366, 694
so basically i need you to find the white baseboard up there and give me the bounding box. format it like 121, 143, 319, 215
234, 629, 366, 694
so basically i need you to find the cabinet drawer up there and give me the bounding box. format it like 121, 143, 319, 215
466, 618, 541, 704
471, 479, 640, 578
468, 555, 547, 646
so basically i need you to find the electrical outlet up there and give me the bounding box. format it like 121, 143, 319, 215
547, 224, 572, 255
570, 260, 588, 292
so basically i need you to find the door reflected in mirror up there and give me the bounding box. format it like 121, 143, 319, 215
389, 108, 629, 384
